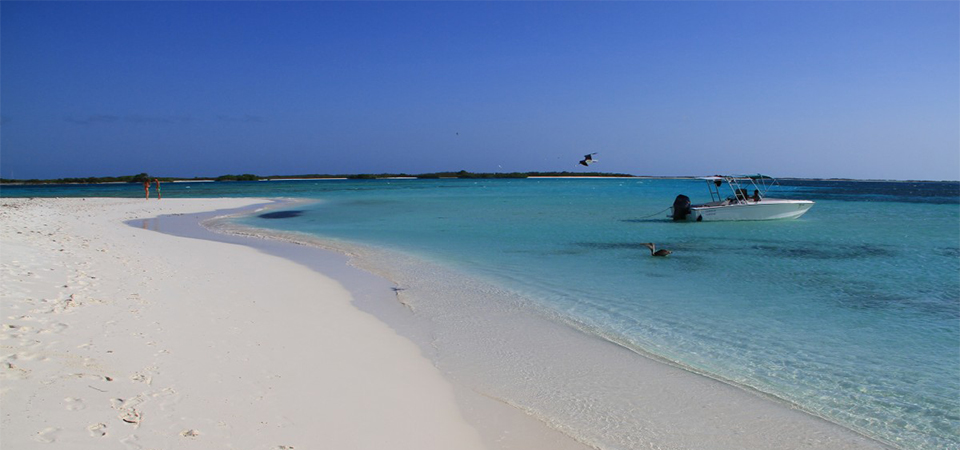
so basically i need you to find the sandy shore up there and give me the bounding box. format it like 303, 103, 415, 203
0, 198, 488, 449
0, 197, 893, 450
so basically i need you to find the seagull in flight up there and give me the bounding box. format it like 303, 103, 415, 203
642, 243, 672, 257
579, 153, 598, 167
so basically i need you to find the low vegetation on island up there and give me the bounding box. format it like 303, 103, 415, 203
0, 170, 634, 184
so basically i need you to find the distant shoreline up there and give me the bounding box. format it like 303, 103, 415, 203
2, 173, 958, 185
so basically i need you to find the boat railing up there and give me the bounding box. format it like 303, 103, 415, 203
706, 176, 761, 205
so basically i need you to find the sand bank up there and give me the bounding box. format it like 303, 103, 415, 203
0, 198, 488, 449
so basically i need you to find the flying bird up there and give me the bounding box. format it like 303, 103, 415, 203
579, 153, 598, 167
642, 243, 672, 257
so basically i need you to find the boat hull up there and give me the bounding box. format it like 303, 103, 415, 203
675, 200, 814, 222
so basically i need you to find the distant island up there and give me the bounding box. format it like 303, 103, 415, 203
1, 171, 955, 185
0, 170, 636, 185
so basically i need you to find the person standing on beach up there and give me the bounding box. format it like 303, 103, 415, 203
143, 180, 150, 200
154, 179, 161, 200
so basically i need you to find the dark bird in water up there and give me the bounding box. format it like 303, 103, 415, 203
642, 242, 672, 257
579, 153, 598, 167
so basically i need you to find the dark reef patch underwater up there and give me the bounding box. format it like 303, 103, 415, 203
258, 210, 304, 219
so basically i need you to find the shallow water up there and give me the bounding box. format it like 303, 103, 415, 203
7, 178, 959, 448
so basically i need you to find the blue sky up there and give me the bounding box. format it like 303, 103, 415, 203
2, 1, 957, 180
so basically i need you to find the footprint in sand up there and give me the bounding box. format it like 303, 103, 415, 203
64, 397, 86, 411
35, 427, 60, 443
150, 387, 181, 411
2, 360, 31, 379
130, 372, 152, 385
119, 409, 142, 426
88, 423, 108, 437
112, 396, 144, 426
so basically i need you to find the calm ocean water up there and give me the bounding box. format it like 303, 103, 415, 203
4, 178, 959, 448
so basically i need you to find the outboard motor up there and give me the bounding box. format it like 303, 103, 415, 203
671, 194, 691, 221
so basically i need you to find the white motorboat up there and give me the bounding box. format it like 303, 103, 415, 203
670, 175, 814, 222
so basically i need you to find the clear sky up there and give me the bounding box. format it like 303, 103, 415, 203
2, 1, 957, 181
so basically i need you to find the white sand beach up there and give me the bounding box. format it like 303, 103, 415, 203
0, 197, 893, 450
0, 198, 491, 449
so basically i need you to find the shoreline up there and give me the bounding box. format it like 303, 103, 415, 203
0, 197, 895, 449
214, 202, 894, 449
152, 198, 594, 450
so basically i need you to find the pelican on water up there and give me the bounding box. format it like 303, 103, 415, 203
642, 243, 672, 257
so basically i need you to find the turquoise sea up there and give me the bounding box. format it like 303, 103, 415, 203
4, 178, 959, 448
